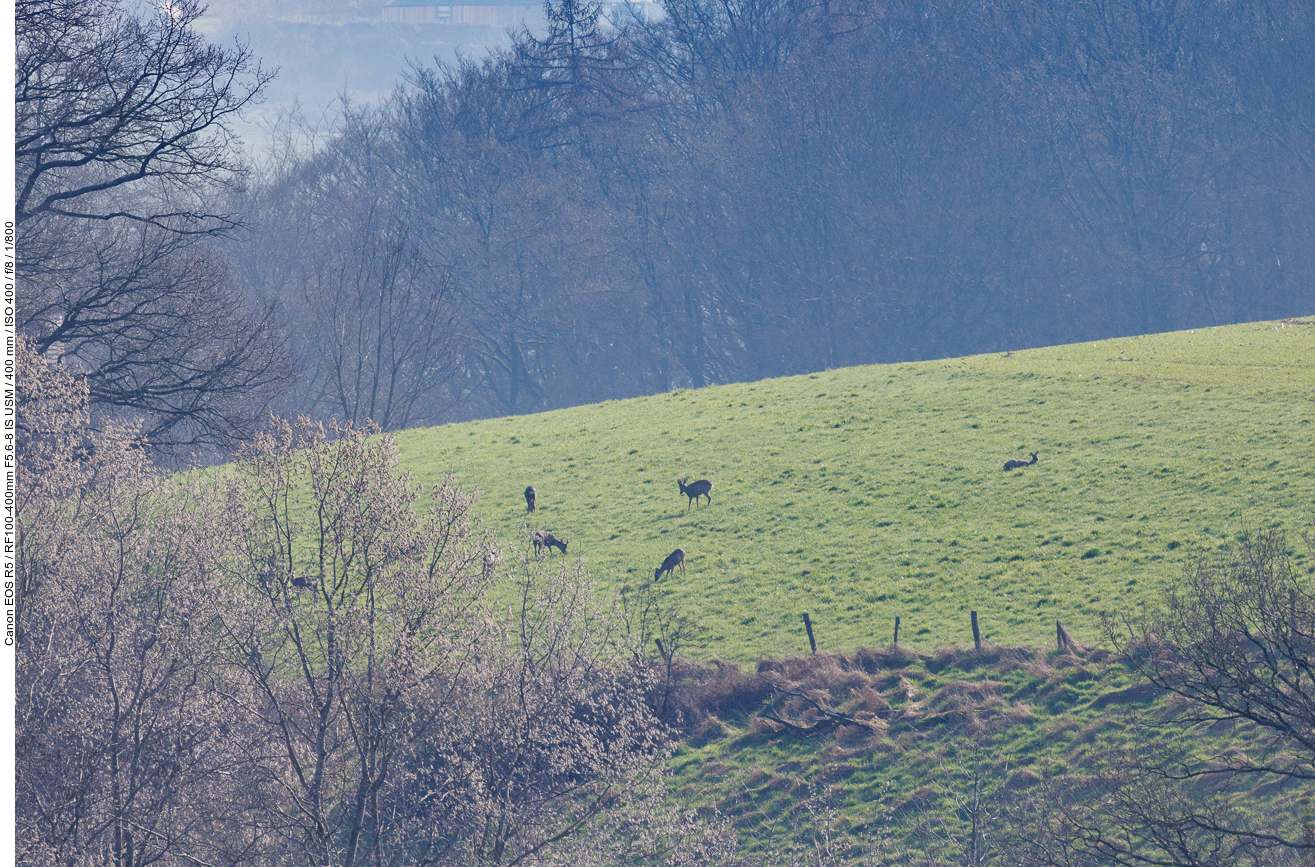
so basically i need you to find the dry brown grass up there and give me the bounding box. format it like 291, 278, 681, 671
661, 658, 774, 732
667, 645, 1059, 744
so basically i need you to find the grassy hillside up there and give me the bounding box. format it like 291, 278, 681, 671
656, 640, 1310, 864
395, 319, 1315, 662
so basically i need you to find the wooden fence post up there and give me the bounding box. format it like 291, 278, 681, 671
802, 612, 817, 654
971, 610, 981, 650
893, 616, 901, 648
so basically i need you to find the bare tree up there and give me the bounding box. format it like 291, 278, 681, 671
1011, 528, 1315, 867
506, 0, 646, 150
14, 342, 252, 867
253, 106, 465, 430
621, 576, 706, 720
21, 220, 289, 452
213, 417, 492, 867
395, 61, 626, 417
14, 345, 717, 866
302, 226, 461, 431
16, 0, 288, 453
15, 0, 268, 231
435, 555, 678, 866
208, 418, 700, 866
1135, 530, 1315, 776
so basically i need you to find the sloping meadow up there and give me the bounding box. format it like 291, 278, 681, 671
395, 319, 1315, 662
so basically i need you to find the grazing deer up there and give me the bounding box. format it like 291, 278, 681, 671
291, 573, 316, 590
525, 485, 537, 512
256, 554, 279, 589
385, 541, 420, 560
532, 529, 568, 556
655, 548, 685, 581
678, 478, 713, 510
1003, 452, 1039, 471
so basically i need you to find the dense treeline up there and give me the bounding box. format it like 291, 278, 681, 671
18, 0, 1315, 445
237, 0, 1315, 427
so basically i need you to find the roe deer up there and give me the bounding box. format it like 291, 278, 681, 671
1003, 452, 1039, 471
678, 478, 713, 510
525, 485, 537, 512
532, 529, 568, 555
655, 548, 685, 581
385, 541, 420, 560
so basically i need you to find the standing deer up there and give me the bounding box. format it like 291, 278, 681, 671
532, 529, 567, 556
655, 548, 685, 581
678, 478, 713, 510
525, 485, 537, 512
1003, 452, 1039, 471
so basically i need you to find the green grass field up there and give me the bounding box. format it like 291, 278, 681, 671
395, 319, 1315, 662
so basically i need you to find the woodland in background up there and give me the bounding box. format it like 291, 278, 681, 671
17, 0, 1315, 449
235, 0, 1315, 430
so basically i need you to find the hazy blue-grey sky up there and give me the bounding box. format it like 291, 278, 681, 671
196, 3, 516, 153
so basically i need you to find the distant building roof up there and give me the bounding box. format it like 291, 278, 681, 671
383, 0, 536, 7
382, 0, 655, 24
383, 0, 652, 5
382, 0, 532, 5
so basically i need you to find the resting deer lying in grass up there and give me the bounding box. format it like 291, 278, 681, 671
1003, 452, 1039, 471
532, 529, 567, 556
678, 478, 713, 510
655, 548, 685, 581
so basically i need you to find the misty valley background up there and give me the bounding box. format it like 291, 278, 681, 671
194, 0, 523, 136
